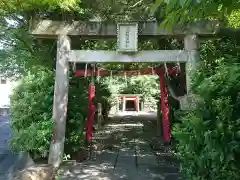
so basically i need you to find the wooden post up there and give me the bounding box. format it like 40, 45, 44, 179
86, 83, 96, 142
141, 101, 144, 112
122, 96, 126, 112
159, 71, 171, 142
97, 103, 102, 127
134, 98, 137, 112
48, 35, 70, 167
116, 97, 119, 113
184, 35, 199, 93
136, 96, 139, 112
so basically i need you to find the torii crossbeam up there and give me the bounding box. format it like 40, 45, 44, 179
75, 66, 180, 77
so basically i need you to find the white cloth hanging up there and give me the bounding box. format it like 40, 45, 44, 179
84, 64, 88, 77
97, 67, 100, 82
164, 63, 169, 77
177, 56, 181, 72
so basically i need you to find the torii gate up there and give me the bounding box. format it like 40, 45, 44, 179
76, 65, 180, 144
30, 19, 221, 167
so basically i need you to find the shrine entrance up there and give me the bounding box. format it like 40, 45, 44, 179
125, 99, 136, 111
30, 19, 219, 167
76, 64, 180, 145
117, 94, 141, 112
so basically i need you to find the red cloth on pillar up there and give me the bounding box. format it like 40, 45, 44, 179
159, 71, 171, 142
86, 84, 96, 142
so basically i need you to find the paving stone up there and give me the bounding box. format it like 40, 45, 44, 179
115, 153, 136, 169
91, 152, 118, 169
137, 154, 157, 166
164, 173, 182, 180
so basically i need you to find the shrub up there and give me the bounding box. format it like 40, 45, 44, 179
10, 67, 54, 158
173, 65, 240, 180
10, 67, 111, 159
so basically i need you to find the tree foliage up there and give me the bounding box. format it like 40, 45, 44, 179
228, 10, 240, 28
174, 64, 240, 180
10, 67, 111, 159
10, 67, 54, 158
0, 0, 82, 14
172, 37, 240, 179
152, 0, 240, 28
0, 0, 153, 20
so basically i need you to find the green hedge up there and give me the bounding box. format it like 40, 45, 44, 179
173, 65, 240, 180
10, 67, 111, 159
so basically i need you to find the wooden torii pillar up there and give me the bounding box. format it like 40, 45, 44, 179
86, 81, 96, 142
122, 96, 126, 112
48, 35, 70, 167
184, 35, 200, 92
135, 96, 140, 112
158, 71, 170, 142
30, 19, 220, 167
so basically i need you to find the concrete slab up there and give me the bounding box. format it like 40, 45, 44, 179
115, 151, 135, 170
137, 154, 157, 166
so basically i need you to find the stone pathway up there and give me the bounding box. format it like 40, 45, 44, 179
0, 116, 34, 180
60, 113, 182, 180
